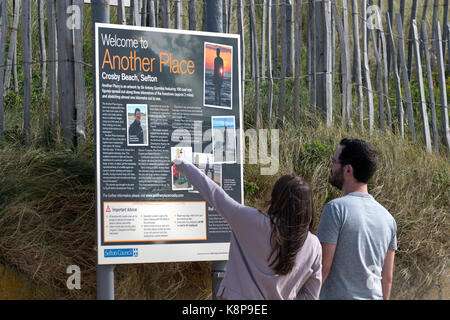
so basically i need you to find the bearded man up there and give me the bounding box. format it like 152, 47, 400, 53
317, 139, 397, 300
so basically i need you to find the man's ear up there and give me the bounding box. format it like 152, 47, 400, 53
343, 164, 353, 176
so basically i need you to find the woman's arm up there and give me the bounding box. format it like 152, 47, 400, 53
169, 160, 251, 228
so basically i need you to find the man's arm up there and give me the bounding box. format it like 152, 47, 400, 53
381, 249, 395, 300
320, 242, 336, 284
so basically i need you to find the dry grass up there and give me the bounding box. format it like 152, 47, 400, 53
0, 143, 212, 300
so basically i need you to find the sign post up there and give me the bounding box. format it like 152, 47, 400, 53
92, 0, 115, 300
205, 0, 228, 300
93, 8, 242, 299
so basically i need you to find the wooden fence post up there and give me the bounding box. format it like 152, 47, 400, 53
237, 0, 245, 111
386, 12, 404, 138
411, 19, 432, 153
379, 18, 392, 131
351, 0, 364, 129
433, 20, 450, 150
175, 0, 182, 29
341, 0, 352, 127
387, 0, 393, 74
148, 0, 155, 27
39, 2, 52, 117
133, 0, 141, 26
397, 0, 406, 70
267, 0, 274, 125
293, 0, 303, 124
443, 0, 449, 59
406, 0, 418, 80
307, 0, 315, 111
448, 22, 450, 73
118, 0, 126, 24
420, 21, 439, 153
333, 0, 350, 127
188, 0, 196, 30
12, 0, 18, 94
400, 0, 405, 22
161, 0, 170, 28
142, 0, 148, 26
324, 0, 332, 127
74, 0, 86, 146
222, 0, 227, 33
362, 0, 374, 134
278, 0, 287, 126
261, 0, 267, 79
249, 0, 260, 128
227, 0, 233, 33
431, 0, 439, 47
0, 0, 6, 139
271, 0, 278, 78
396, 13, 416, 143
330, 3, 335, 78
371, 28, 384, 131
286, 0, 293, 77
57, 0, 76, 146
47, 0, 57, 136
154, 0, 159, 27
129, 0, 133, 24
22, 0, 32, 143
422, 0, 429, 20
4, 0, 20, 96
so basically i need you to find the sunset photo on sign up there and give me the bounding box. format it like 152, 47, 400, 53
203, 42, 233, 109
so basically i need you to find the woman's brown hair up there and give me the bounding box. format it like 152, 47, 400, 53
266, 174, 314, 275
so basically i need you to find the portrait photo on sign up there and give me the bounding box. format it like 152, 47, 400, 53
203, 42, 233, 110
126, 104, 149, 146
171, 146, 194, 191
211, 116, 236, 164
194, 153, 222, 188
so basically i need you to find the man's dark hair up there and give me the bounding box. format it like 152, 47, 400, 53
134, 108, 141, 116
338, 138, 378, 183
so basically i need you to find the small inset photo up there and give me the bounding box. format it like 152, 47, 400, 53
127, 104, 148, 146
171, 146, 193, 191
203, 42, 233, 110
211, 116, 236, 164
194, 153, 222, 187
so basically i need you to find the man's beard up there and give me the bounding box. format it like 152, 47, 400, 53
329, 168, 344, 190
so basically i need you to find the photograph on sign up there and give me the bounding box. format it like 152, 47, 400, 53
171, 147, 194, 191
95, 24, 242, 264
126, 104, 148, 146
211, 116, 236, 164
193, 153, 222, 188
203, 42, 233, 110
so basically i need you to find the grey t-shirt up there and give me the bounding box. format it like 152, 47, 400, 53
317, 192, 397, 300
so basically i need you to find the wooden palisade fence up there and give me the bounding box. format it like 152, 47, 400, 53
0, 0, 448, 153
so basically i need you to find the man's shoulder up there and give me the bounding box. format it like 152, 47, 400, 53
325, 196, 350, 208
366, 196, 395, 220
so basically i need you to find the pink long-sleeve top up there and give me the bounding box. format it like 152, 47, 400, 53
175, 160, 322, 300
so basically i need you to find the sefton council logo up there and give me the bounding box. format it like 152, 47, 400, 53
104, 248, 138, 258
